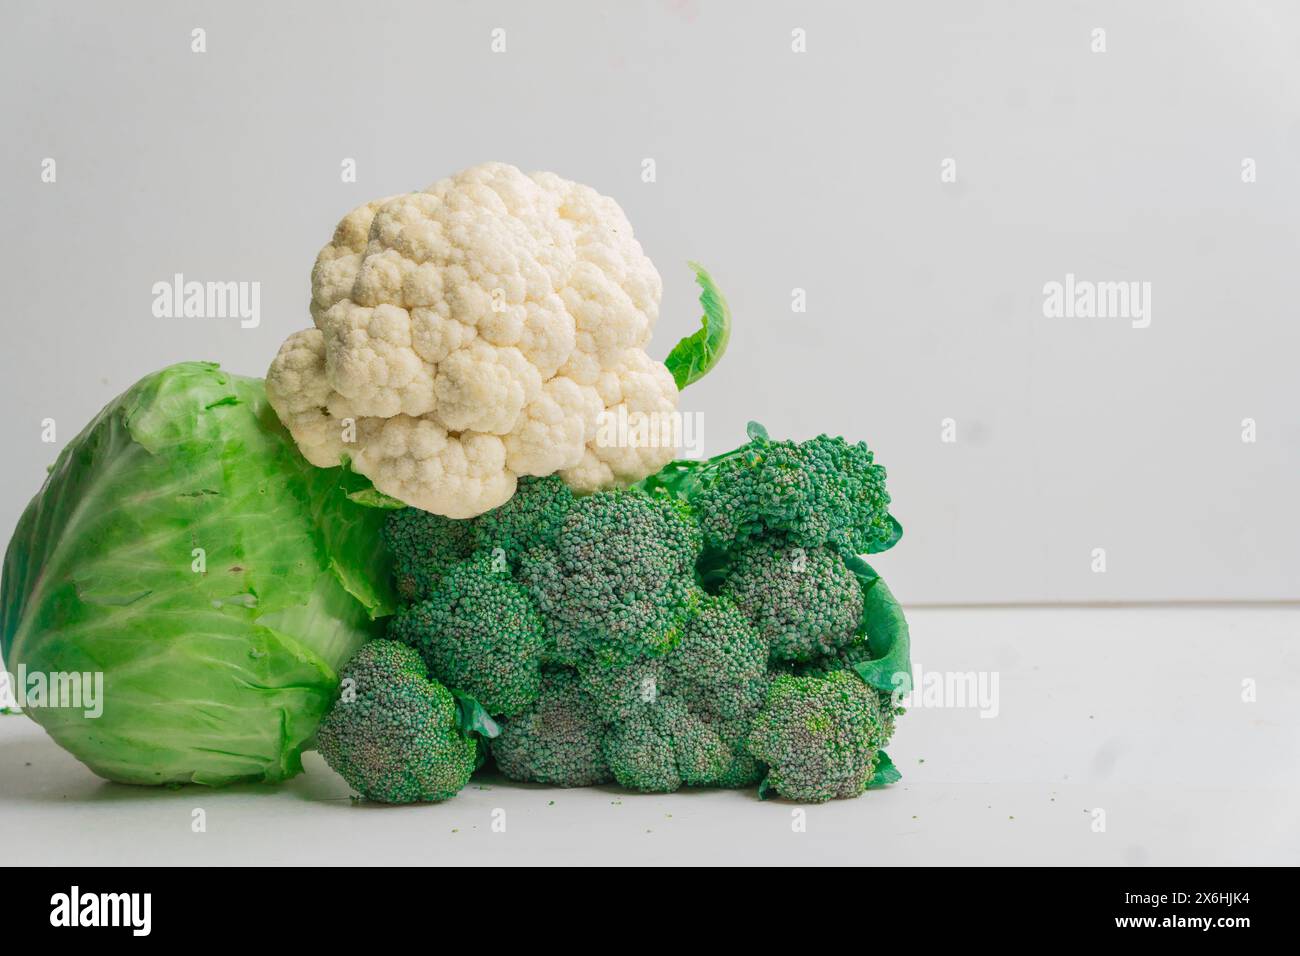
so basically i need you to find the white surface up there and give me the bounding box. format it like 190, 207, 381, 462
3, 607, 1296, 866
2, 1, 1299, 605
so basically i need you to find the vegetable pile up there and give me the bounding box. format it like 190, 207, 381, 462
0, 162, 910, 804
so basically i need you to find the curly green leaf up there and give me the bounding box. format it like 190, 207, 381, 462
664, 262, 732, 390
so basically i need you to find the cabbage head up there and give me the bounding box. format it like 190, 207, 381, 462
0, 362, 395, 786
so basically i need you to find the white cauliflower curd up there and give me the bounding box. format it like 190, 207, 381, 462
266, 162, 680, 517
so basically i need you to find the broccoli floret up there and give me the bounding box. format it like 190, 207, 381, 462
654, 596, 772, 789
384, 477, 572, 598
579, 657, 666, 724
601, 697, 730, 792
602, 709, 681, 793
491, 669, 611, 787
746, 671, 888, 802
691, 431, 898, 556
703, 715, 766, 788
384, 507, 473, 602
720, 543, 863, 662
316, 640, 477, 804
585, 596, 773, 792
468, 475, 574, 568
788, 636, 905, 745
518, 489, 704, 667
664, 594, 768, 722
388, 554, 546, 717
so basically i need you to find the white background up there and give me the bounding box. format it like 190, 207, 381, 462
1, 0, 1297, 870
1, 0, 1297, 605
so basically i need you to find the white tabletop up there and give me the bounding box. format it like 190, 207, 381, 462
2, 606, 1296, 866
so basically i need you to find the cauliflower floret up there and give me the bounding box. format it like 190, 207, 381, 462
562, 350, 680, 492
504, 376, 604, 477
266, 162, 679, 518
265, 329, 347, 468
352, 416, 515, 519
432, 340, 542, 435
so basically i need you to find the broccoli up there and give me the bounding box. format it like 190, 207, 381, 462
720, 543, 863, 662
491, 669, 612, 787
746, 671, 889, 802
586, 597, 770, 793
703, 715, 766, 789
387, 554, 546, 717
690, 429, 899, 556
384, 476, 573, 601
368, 420, 910, 805
661, 596, 770, 789
579, 657, 667, 724
788, 636, 904, 746
517, 489, 703, 667
602, 696, 731, 792
468, 475, 575, 568
316, 640, 478, 804
384, 507, 474, 602
664, 594, 768, 722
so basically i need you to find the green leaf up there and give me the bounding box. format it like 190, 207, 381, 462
633, 422, 760, 502
632, 459, 704, 499
345, 486, 407, 510
757, 776, 774, 801
866, 750, 901, 789
452, 690, 501, 740
865, 514, 904, 554
746, 420, 769, 442
845, 556, 911, 695
664, 262, 732, 390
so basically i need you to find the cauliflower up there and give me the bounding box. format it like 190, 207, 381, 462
266, 162, 680, 517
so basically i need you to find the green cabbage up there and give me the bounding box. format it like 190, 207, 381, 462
0, 362, 395, 786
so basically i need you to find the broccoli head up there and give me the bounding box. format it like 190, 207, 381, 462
703, 715, 766, 789
585, 596, 773, 792
383, 507, 474, 602
579, 657, 666, 724
518, 489, 704, 667
720, 543, 863, 662
690, 430, 899, 556
384, 476, 573, 600
468, 475, 574, 568
664, 594, 768, 722
491, 669, 611, 787
746, 671, 888, 802
788, 636, 904, 746
602, 696, 731, 792
388, 554, 546, 717
316, 640, 478, 804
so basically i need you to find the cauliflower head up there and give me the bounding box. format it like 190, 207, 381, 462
266, 162, 680, 518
